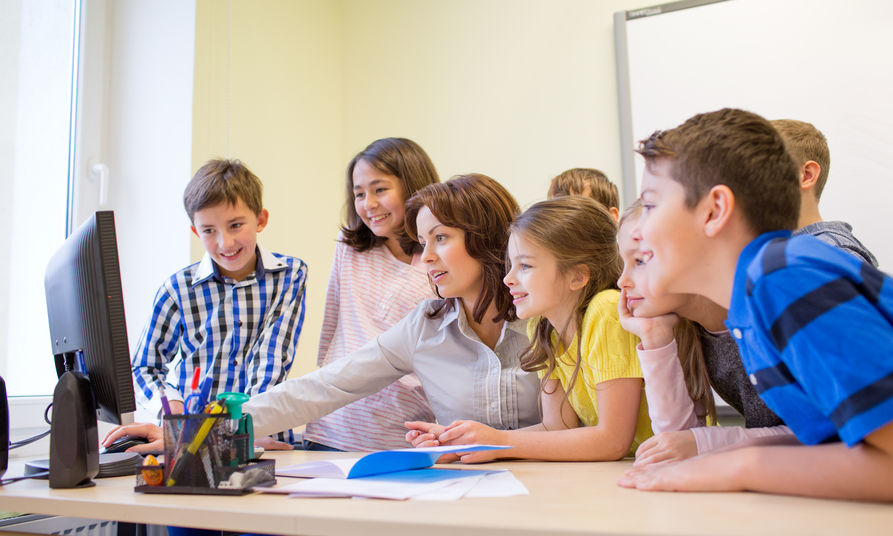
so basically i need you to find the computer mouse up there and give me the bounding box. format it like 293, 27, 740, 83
101, 434, 150, 454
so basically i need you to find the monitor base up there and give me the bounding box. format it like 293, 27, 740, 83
26, 452, 142, 480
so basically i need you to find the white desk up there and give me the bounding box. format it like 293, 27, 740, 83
1, 450, 892, 536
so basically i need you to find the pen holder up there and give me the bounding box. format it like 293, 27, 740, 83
162, 412, 233, 488
134, 412, 275, 495
135, 458, 276, 495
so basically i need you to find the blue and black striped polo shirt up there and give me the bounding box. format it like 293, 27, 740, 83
727, 231, 893, 446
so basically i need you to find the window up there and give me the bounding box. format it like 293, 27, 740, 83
1, 0, 79, 396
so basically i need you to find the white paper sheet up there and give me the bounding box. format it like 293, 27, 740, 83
255, 468, 529, 501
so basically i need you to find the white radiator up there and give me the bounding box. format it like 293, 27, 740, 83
0, 516, 168, 536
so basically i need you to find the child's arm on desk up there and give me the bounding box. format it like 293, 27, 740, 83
634, 425, 794, 467
404, 384, 574, 448
433, 378, 641, 463
403, 381, 577, 462
619, 422, 893, 501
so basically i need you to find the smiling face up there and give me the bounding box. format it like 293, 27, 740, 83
415, 205, 483, 305
503, 232, 581, 331
352, 158, 407, 242
191, 199, 267, 281
617, 220, 688, 317
637, 158, 710, 298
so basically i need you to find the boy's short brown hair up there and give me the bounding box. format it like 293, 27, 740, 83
183, 159, 263, 222
637, 108, 800, 234
548, 168, 619, 210
771, 119, 831, 200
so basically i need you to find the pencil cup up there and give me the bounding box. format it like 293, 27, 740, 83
162, 413, 234, 488
135, 411, 275, 495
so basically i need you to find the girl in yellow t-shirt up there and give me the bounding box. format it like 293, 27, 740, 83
407, 196, 652, 462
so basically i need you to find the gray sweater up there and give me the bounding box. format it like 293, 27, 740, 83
795, 220, 878, 267
698, 326, 784, 428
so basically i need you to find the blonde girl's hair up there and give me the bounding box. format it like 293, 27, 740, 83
548, 167, 619, 211
513, 196, 622, 405
618, 202, 716, 422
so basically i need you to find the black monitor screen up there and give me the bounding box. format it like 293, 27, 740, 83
44, 211, 135, 424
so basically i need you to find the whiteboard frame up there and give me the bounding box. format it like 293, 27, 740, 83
614, 0, 728, 208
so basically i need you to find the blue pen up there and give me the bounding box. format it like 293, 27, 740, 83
196, 375, 214, 409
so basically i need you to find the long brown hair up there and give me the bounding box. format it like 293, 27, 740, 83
513, 197, 622, 399
341, 137, 439, 254
618, 202, 716, 422
404, 174, 519, 324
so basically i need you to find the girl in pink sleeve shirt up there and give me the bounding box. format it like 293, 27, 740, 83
616, 201, 792, 467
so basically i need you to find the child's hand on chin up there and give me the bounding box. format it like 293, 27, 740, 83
617, 289, 679, 350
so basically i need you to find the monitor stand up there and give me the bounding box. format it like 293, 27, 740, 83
25, 452, 142, 480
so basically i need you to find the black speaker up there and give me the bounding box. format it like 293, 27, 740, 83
0, 375, 8, 479
48, 372, 98, 488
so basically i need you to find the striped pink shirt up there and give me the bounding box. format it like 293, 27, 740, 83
302, 237, 436, 451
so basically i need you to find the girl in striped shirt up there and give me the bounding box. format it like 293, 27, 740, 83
301, 138, 440, 451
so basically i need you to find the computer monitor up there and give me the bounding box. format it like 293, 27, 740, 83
37, 211, 136, 488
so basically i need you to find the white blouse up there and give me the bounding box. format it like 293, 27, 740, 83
245, 298, 541, 438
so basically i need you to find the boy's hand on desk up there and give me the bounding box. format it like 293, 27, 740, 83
634, 430, 697, 467
618, 450, 745, 492
102, 423, 164, 454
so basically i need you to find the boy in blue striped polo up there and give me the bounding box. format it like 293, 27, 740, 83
131, 159, 307, 444
617, 108, 893, 501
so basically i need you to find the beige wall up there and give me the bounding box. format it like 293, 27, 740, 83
341, 0, 644, 208
192, 0, 647, 376
193, 0, 344, 376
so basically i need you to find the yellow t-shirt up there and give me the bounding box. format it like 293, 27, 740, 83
532, 289, 653, 454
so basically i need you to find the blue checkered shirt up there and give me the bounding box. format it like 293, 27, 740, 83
132, 245, 307, 440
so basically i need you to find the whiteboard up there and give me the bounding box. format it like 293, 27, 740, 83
615, 0, 893, 270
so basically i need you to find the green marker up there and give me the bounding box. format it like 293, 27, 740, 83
217, 392, 254, 463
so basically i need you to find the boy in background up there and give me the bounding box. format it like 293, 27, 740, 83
618, 108, 893, 501
772, 119, 878, 266
131, 159, 307, 443
548, 168, 620, 220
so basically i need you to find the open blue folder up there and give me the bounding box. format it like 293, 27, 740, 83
275, 444, 511, 479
